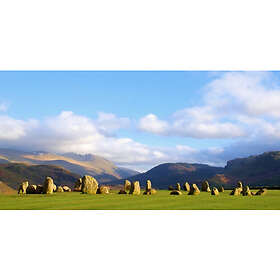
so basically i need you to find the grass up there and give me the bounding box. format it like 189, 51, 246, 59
0, 190, 280, 210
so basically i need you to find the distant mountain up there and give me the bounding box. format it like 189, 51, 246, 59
109, 163, 224, 189
115, 167, 140, 178
210, 151, 280, 187
0, 148, 139, 183
109, 151, 280, 189
3, 148, 280, 190
0, 163, 80, 189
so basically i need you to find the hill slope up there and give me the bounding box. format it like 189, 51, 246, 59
0, 149, 139, 183
0, 181, 16, 194
110, 163, 224, 188
210, 151, 280, 187
0, 163, 80, 189
109, 151, 280, 189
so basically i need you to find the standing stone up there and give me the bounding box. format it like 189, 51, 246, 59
201, 181, 211, 192
74, 178, 82, 192
255, 188, 267, 196
146, 180, 152, 192
36, 185, 43, 194
143, 180, 157, 195
230, 182, 243, 196
97, 186, 110, 194
230, 187, 242, 196
211, 187, 219, 196
57, 186, 64, 192
81, 175, 99, 194
43, 177, 55, 194
26, 184, 37, 194
176, 183, 181, 191
237, 181, 243, 188
183, 182, 190, 192
124, 180, 131, 192
188, 184, 200, 195
241, 186, 252, 196
62, 186, 72, 192
230, 188, 238, 196
18, 181, 29, 194
129, 181, 141, 195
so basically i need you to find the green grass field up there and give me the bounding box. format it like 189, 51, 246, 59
0, 190, 280, 210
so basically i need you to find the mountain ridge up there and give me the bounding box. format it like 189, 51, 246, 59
108, 151, 280, 189
0, 148, 139, 183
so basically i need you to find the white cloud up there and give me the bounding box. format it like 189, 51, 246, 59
139, 114, 169, 135
205, 72, 280, 118
0, 116, 26, 140
0, 111, 170, 169
2, 72, 280, 171
96, 112, 130, 135
0, 110, 229, 170
1, 109, 279, 171
138, 72, 280, 140
0, 116, 38, 140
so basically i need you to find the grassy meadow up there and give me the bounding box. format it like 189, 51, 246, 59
0, 190, 280, 210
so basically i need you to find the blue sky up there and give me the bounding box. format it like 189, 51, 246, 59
0, 71, 210, 118
1, 71, 280, 171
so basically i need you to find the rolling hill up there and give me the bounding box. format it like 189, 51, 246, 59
0, 148, 139, 183
0, 163, 80, 189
